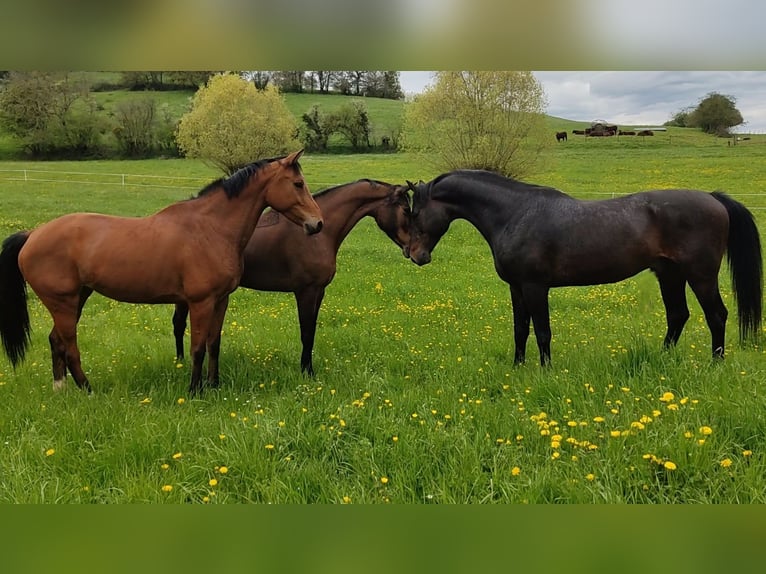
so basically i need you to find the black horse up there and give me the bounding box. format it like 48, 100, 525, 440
556, 131, 568, 142
406, 170, 762, 365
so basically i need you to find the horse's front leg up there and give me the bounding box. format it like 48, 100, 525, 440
509, 285, 530, 365
205, 295, 230, 388
521, 283, 552, 366
172, 302, 189, 360
295, 286, 325, 376
187, 299, 215, 395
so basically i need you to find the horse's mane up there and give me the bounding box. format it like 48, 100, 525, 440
312, 178, 390, 199
423, 169, 565, 200
197, 155, 296, 199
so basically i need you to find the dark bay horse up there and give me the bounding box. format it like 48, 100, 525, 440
172, 179, 412, 375
406, 170, 762, 365
0, 151, 324, 394
556, 131, 568, 142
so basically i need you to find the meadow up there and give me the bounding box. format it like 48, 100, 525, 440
1, 131, 766, 503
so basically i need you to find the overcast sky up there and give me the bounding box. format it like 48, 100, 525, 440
399, 71, 766, 133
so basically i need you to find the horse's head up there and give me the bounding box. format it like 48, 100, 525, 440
264, 150, 323, 235
372, 183, 412, 258
406, 179, 449, 266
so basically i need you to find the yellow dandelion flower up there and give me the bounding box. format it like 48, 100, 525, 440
659, 391, 675, 402
161, 485, 173, 492
380, 476, 389, 484
219, 434, 226, 440
218, 466, 229, 474
202, 496, 210, 503
265, 444, 275, 450
551, 441, 561, 449
666, 403, 679, 411
392, 436, 398, 442
172, 452, 182, 460
209, 478, 218, 487
176, 397, 185, 405
663, 461, 677, 471
511, 466, 521, 476
567, 421, 577, 428
160, 463, 169, 470
45, 448, 55, 457
684, 431, 693, 439
698, 439, 706, 445
230, 412, 237, 418
342, 495, 352, 504
139, 397, 151, 405
743, 450, 753, 457
585, 473, 596, 481
551, 451, 561, 460
699, 426, 713, 435
609, 430, 621, 438
593, 416, 605, 423
720, 458, 733, 468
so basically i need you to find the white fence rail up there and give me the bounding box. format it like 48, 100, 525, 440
1, 167, 765, 207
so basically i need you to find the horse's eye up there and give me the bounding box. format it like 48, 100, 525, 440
294, 181, 304, 189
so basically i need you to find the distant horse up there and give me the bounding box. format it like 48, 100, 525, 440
0, 151, 324, 394
406, 170, 762, 365
172, 179, 412, 376
556, 131, 568, 142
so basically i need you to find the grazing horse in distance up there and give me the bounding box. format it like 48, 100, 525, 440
406, 170, 762, 366
556, 131, 568, 142
0, 151, 324, 394
172, 179, 412, 376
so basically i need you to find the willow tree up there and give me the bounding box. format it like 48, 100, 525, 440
176, 73, 299, 175
402, 71, 549, 178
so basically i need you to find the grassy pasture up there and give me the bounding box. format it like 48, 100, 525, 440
1, 138, 766, 503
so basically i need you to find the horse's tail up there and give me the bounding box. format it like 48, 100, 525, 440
0, 231, 32, 366
712, 191, 763, 343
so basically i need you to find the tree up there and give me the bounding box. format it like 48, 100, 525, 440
175, 73, 299, 175
687, 92, 744, 136
0, 71, 104, 157
401, 71, 549, 178
112, 98, 157, 157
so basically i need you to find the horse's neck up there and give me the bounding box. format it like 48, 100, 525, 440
192, 188, 267, 251
318, 183, 390, 247
434, 178, 523, 244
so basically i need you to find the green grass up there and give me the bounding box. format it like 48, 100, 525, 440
1, 141, 766, 503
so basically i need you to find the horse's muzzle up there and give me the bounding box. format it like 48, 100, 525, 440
304, 219, 323, 235
410, 250, 431, 266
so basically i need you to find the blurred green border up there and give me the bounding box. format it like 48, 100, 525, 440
2, 506, 765, 573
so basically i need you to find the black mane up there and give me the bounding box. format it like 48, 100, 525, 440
197, 155, 293, 199
313, 178, 390, 199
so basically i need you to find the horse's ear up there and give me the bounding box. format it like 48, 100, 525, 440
406, 180, 417, 192
285, 149, 304, 165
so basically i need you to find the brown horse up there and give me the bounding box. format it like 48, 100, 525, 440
555, 131, 567, 142
172, 179, 412, 375
0, 151, 323, 394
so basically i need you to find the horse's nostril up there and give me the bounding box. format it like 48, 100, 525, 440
315, 220, 323, 232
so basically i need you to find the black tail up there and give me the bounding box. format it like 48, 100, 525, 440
712, 192, 763, 343
0, 232, 31, 366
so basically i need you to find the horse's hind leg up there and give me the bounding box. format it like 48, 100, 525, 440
688, 276, 728, 358
655, 267, 690, 348
48, 329, 67, 391
42, 288, 92, 392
